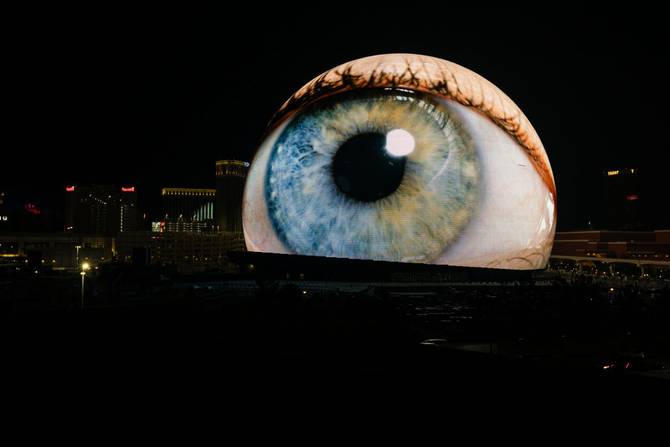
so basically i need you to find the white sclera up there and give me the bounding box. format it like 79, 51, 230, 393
434, 99, 555, 269
385, 128, 415, 157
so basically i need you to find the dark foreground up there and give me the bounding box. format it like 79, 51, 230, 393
4, 277, 670, 412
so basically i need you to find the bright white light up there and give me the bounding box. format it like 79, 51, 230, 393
81, 262, 91, 271
385, 128, 415, 157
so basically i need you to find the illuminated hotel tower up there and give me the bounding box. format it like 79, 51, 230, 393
161, 187, 215, 232
215, 160, 249, 232
600, 168, 645, 230
65, 185, 138, 235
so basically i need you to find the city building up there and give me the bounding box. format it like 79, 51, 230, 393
552, 230, 670, 260
65, 185, 138, 235
215, 160, 249, 232
119, 186, 139, 233
158, 187, 216, 233
598, 168, 646, 230
116, 230, 246, 271
0, 232, 114, 268
0, 189, 54, 232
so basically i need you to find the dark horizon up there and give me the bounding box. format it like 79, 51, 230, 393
5, 9, 670, 229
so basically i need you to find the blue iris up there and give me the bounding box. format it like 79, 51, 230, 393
265, 90, 479, 263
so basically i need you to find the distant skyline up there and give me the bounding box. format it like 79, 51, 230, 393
5, 9, 670, 229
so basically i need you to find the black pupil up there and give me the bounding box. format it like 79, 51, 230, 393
331, 132, 407, 202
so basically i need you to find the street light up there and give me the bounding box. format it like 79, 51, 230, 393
80, 262, 90, 309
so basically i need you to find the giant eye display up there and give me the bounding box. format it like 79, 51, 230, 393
243, 54, 556, 270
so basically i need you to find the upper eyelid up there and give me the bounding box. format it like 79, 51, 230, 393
267, 54, 555, 198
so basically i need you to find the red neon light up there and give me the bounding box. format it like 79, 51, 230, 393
66, 186, 75, 192
24, 203, 42, 215
625, 194, 639, 201
121, 186, 135, 192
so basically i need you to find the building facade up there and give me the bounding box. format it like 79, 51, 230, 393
215, 160, 248, 233
116, 230, 246, 271
159, 187, 215, 233
599, 168, 646, 230
0, 232, 114, 268
65, 185, 138, 235
552, 230, 670, 260
0, 189, 53, 232
119, 186, 139, 233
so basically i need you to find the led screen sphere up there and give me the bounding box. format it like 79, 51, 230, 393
243, 54, 556, 270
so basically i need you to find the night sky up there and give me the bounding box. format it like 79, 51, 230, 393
5, 9, 669, 229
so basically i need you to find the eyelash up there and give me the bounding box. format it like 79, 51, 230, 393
261, 57, 554, 201
269, 60, 436, 130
